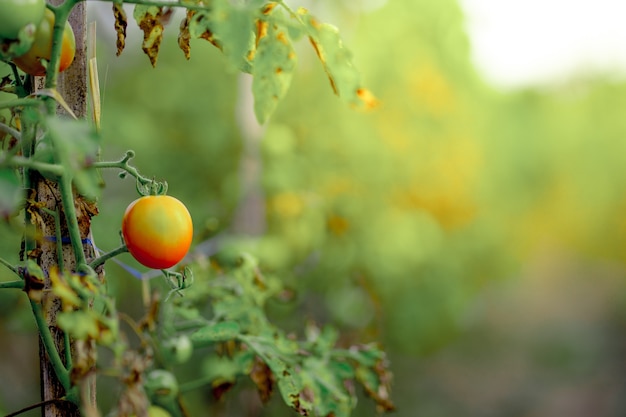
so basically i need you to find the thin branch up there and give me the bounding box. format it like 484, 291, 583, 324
30, 300, 71, 391
178, 375, 215, 393
4, 156, 65, 177
58, 175, 87, 268
94, 151, 167, 195
0, 98, 42, 110
88, 244, 128, 270
5, 397, 71, 417
0, 257, 19, 276
0, 122, 21, 142
0, 280, 24, 290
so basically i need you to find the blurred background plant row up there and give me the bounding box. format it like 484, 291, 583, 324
2, 0, 626, 415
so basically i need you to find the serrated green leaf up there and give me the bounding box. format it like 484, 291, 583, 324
202, 350, 255, 382
330, 360, 355, 380
50, 269, 82, 308
252, 21, 297, 123
355, 360, 395, 412
0, 168, 23, 219
57, 310, 100, 340
270, 358, 308, 414
191, 321, 241, 345
188, 0, 256, 72
301, 357, 355, 417
43, 117, 103, 199
299, 10, 378, 110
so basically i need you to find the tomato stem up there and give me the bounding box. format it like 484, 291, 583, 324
30, 299, 72, 391
44, 0, 79, 91
5, 155, 66, 177
0, 280, 24, 289
0, 97, 43, 110
0, 121, 21, 141
58, 174, 88, 269
94, 150, 168, 196
88, 244, 128, 270
0, 258, 19, 277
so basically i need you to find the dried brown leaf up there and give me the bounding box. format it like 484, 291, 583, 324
112, 3, 127, 56
135, 6, 164, 67
178, 10, 194, 60
250, 355, 274, 403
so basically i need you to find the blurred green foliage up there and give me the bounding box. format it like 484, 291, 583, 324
2, 0, 626, 415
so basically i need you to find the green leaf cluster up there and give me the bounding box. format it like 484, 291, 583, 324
38, 117, 102, 199
162, 254, 394, 416
117, 0, 372, 123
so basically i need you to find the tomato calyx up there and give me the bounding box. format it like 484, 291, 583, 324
136, 176, 169, 197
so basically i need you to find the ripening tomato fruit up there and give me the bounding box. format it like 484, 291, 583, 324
122, 195, 193, 270
0, 0, 46, 40
144, 369, 179, 402
12, 8, 75, 76
130, 406, 172, 417
163, 335, 193, 364
148, 406, 172, 417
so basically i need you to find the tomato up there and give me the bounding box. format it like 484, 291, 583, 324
122, 195, 193, 270
130, 406, 172, 417
144, 369, 179, 402
12, 8, 75, 76
147, 406, 172, 417
0, 0, 46, 40
163, 335, 193, 364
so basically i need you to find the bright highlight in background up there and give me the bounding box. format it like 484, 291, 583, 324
458, 0, 626, 88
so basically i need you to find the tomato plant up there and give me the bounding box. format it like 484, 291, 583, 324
0, 0, 393, 416
0, 0, 46, 40
122, 195, 193, 270
12, 8, 75, 76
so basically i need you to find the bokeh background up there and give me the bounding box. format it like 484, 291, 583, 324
2, 0, 626, 415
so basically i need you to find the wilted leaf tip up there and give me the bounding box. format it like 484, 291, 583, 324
134, 5, 165, 67
356, 88, 379, 110
262, 2, 278, 15
113, 3, 127, 57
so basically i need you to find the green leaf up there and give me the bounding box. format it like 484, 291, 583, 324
301, 357, 354, 417
188, 0, 256, 72
264, 355, 310, 415
354, 361, 395, 412
252, 20, 297, 123
42, 117, 103, 199
0, 168, 23, 219
57, 310, 100, 341
299, 10, 378, 110
49, 268, 82, 308
202, 350, 254, 382
190, 321, 241, 345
